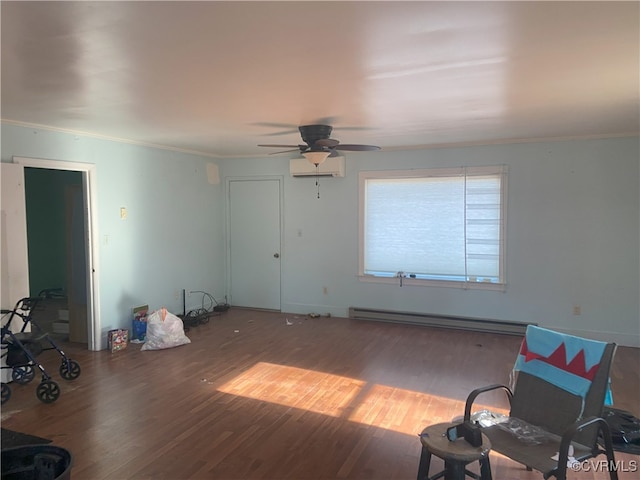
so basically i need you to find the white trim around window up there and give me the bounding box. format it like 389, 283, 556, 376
358, 165, 507, 291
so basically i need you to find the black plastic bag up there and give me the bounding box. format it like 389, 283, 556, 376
601, 407, 640, 455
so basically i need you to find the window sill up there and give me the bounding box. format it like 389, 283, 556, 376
357, 274, 506, 292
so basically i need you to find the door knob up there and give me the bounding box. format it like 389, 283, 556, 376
274, 253, 280, 258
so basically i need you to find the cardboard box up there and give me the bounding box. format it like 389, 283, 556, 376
108, 329, 129, 352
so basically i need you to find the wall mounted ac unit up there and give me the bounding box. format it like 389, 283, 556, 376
290, 156, 345, 177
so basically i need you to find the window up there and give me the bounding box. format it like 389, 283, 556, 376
359, 165, 507, 290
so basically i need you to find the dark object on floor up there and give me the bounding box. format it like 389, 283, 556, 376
177, 289, 229, 332
179, 311, 212, 333
1, 429, 51, 450
1, 445, 72, 480
601, 407, 640, 455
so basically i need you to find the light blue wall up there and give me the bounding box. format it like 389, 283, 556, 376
1, 124, 226, 347
2, 122, 638, 346
220, 137, 640, 346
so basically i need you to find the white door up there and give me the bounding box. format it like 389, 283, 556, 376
1, 163, 30, 382
1, 163, 30, 308
228, 179, 281, 310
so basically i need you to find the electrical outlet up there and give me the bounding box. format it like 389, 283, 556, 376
323, 286, 328, 295
573, 305, 581, 315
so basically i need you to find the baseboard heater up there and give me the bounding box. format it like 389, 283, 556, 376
349, 307, 530, 336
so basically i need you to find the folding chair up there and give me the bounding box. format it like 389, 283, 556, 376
463, 325, 618, 480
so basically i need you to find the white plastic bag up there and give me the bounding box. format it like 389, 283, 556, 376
141, 308, 191, 351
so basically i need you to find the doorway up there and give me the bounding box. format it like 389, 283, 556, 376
227, 178, 282, 310
13, 157, 101, 351
23, 169, 86, 342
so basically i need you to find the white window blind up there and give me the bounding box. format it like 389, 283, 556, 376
359, 166, 506, 288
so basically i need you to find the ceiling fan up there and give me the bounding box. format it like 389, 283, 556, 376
259, 124, 380, 199
258, 124, 381, 164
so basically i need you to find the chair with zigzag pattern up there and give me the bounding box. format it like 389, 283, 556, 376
462, 325, 618, 480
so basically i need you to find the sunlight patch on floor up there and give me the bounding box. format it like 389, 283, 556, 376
349, 383, 451, 435
217, 362, 509, 436
217, 361, 365, 417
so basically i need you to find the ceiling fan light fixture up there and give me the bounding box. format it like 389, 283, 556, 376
302, 150, 330, 166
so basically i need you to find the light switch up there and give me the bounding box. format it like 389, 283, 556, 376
120, 207, 127, 219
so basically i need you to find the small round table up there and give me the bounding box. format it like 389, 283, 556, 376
417, 422, 492, 480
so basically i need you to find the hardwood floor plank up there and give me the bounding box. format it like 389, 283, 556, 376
1, 309, 638, 479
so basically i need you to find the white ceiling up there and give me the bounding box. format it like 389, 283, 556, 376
1, 1, 638, 158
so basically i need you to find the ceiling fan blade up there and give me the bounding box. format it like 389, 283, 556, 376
252, 122, 298, 129
258, 144, 302, 148
333, 144, 381, 151
261, 130, 300, 137
315, 138, 340, 148
267, 149, 302, 155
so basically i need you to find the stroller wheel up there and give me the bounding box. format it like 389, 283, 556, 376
1, 383, 10, 404
36, 380, 61, 403
12, 365, 36, 384
59, 360, 81, 380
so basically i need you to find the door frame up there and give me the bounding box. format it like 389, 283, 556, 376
14, 156, 101, 351
225, 175, 284, 310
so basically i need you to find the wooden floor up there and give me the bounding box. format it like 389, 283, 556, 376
2, 308, 638, 480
